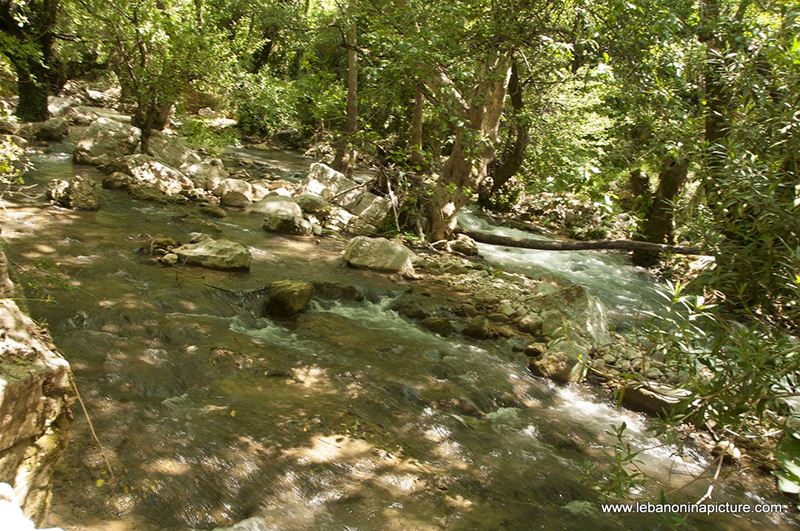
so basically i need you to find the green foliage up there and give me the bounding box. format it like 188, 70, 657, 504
176, 117, 239, 155
583, 422, 646, 498
643, 281, 800, 438
0, 130, 27, 189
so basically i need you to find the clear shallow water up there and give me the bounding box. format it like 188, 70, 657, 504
457, 207, 669, 326
0, 151, 793, 530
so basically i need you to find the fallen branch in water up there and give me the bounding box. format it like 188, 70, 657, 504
458, 228, 706, 255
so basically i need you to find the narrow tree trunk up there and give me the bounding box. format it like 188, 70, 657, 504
409, 84, 424, 167
632, 155, 690, 266
14, 67, 50, 122
333, 1, 358, 175
420, 55, 512, 241
478, 60, 529, 209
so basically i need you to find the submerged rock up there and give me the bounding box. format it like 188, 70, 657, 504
73, 117, 140, 166
343, 236, 415, 275
172, 235, 251, 270
264, 280, 314, 316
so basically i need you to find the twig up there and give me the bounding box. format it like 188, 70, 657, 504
70, 377, 115, 480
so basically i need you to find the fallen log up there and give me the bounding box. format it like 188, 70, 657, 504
458, 228, 706, 255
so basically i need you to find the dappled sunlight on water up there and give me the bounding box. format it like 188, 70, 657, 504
0, 150, 793, 530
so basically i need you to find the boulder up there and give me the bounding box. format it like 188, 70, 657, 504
47, 96, 76, 116
620, 382, 691, 416
449, 234, 479, 256
294, 192, 330, 215
421, 316, 454, 336
221, 191, 251, 209
348, 192, 391, 234
73, 117, 140, 166
111, 154, 192, 196
102, 172, 131, 190
529, 345, 587, 384
463, 315, 493, 339
182, 159, 228, 191
148, 130, 201, 169
299, 163, 358, 202
518, 314, 543, 335
67, 175, 100, 210
18, 118, 69, 142
46, 176, 99, 210
172, 235, 251, 270
260, 200, 311, 235
264, 280, 314, 316
0, 297, 74, 525
45, 180, 70, 207
213, 178, 253, 199
343, 236, 415, 275
62, 106, 98, 126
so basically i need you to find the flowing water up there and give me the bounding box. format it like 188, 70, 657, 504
457, 207, 667, 326
0, 147, 794, 530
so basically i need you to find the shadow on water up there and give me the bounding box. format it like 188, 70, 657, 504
0, 151, 794, 530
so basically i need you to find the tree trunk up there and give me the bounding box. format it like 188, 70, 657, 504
478, 60, 529, 209
14, 67, 50, 122
333, 1, 358, 175
632, 155, 690, 266
421, 55, 512, 241
133, 100, 172, 155
1, 0, 63, 122
409, 84, 424, 167
460, 228, 704, 255
699, 0, 729, 188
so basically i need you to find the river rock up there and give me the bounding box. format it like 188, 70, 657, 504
213, 178, 253, 199
18, 118, 69, 142
67, 175, 100, 210
102, 171, 130, 190
348, 192, 391, 234
172, 235, 251, 270
73, 117, 140, 166
260, 200, 311, 235
0, 297, 74, 525
449, 234, 479, 256
148, 130, 202, 169
300, 163, 358, 202
620, 382, 691, 416
182, 159, 228, 191
264, 280, 314, 316
518, 314, 543, 335
221, 191, 251, 208
529, 343, 587, 383
463, 315, 492, 339
294, 192, 330, 214
46, 180, 70, 207
111, 154, 192, 196
343, 236, 415, 275
421, 316, 454, 336
0, 249, 13, 298
46, 175, 99, 210
62, 106, 98, 126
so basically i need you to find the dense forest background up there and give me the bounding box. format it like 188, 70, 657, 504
1, 0, 799, 500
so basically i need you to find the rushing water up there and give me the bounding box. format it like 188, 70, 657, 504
0, 148, 793, 530
457, 207, 668, 326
